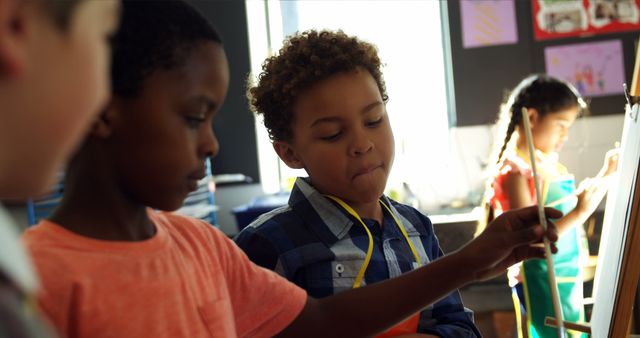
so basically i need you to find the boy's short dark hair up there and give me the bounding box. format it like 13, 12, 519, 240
111, 0, 222, 98
40, 0, 81, 31
249, 29, 388, 142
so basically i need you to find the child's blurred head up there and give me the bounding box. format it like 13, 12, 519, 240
495, 74, 586, 163
249, 30, 393, 204
0, 0, 120, 198
71, 0, 228, 211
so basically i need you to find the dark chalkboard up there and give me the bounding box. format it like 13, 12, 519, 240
187, 0, 260, 182
446, 0, 639, 127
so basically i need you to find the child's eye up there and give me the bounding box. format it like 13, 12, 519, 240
184, 116, 205, 129
320, 131, 342, 142
366, 117, 383, 127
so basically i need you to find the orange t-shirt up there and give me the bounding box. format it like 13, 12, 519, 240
22, 211, 307, 338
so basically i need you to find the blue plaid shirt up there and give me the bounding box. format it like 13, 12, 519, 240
235, 178, 480, 337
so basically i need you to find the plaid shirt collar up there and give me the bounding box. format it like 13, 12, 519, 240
288, 177, 402, 245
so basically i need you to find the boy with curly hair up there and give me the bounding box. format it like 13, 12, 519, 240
236, 29, 480, 337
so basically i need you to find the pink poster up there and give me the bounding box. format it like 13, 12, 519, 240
545, 39, 625, 97
460, 0, 518, 49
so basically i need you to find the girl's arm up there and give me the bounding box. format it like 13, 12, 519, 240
503, 171, 597, 236
562, 148, 618, 235
596, 147, 620, 179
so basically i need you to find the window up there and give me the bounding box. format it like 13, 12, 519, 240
246, 1, 458, 212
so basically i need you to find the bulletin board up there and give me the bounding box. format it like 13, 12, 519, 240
446, 0, 640, 127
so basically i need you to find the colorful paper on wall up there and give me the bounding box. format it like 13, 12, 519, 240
533, 0, 640, 40
460, 0, 518, 48
545, 39, 625, 97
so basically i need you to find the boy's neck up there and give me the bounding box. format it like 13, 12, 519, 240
51, 201, 155, 242
49, 145, 155, 242
344, 199, 384, 226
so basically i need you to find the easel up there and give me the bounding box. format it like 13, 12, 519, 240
544, 39, 640, 337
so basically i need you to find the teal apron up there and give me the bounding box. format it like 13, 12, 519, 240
517, 174, 587, 338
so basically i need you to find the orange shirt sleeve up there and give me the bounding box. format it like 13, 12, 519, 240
212, 230, 307, 337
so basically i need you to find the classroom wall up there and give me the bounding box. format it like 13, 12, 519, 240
187, 0, 261, 182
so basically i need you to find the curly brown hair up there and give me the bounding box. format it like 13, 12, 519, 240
248, 29, 388, 142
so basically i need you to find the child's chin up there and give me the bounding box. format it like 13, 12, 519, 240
148, 197, 186, 212
355, 187, 385, 202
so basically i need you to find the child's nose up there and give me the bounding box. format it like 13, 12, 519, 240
200, 127, 219, 159
349, 130, 374, 157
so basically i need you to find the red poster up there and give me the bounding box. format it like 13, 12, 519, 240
533, 0, 640, 40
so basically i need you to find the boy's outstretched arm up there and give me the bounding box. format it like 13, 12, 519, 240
277, 206, 560, 338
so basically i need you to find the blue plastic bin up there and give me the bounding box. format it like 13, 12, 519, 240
231, 192, 289, 231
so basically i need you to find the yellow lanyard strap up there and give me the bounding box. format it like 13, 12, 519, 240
379, 201, 422, 267
324, 195, 421, 288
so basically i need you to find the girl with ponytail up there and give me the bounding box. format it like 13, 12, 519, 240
483, 74, 618, 338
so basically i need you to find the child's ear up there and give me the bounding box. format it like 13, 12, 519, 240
0, 0, 27, 77
90, 101, 118, 138
527, 108, 540, 128
273, 141, 304, 169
